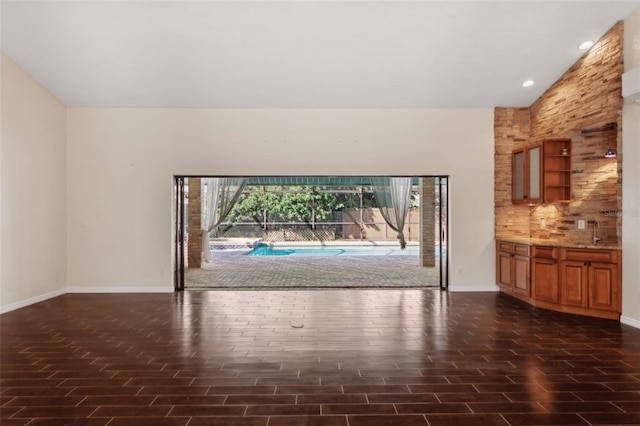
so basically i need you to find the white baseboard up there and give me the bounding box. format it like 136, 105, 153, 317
448, 284, 500, 292
66, 286, 173, 293
0, 288, 66, 314
621, 315, 640, 329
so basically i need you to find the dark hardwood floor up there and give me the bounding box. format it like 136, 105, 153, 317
1, 290, 640, 425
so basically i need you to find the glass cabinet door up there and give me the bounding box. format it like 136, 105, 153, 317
512, 150, 525, 201
527, 145, 541, 202
512, 144, 542, 204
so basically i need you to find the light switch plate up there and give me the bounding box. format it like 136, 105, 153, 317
578, 219, 586, 230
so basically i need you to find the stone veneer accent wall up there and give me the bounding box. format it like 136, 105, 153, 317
420, 178, 436, 267
495, 108, 531, 240
187, 177, 202, 269
495, 22, 624, 247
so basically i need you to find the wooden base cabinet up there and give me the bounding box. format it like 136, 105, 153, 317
532, 256, 559, 304
589, 262, 620, 312
560, 248, 621, 314
497, 241, 621, 320
513, 255, 530, 296
496, 241, 530, 297
559, 261, 589, 308
497, 249, 513, 288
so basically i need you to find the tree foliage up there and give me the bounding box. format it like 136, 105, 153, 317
226, 186, 370, 224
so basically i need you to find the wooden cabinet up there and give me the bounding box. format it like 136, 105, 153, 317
512, 139, 571, 204
496, 242, 530, 296
589, 262, 620, 312
543, 138, 572, 203
513, 255, 530, 295
497, 240, 621, 320
497, 248, 513, 288
560, 248, 620, 313
531, 246, 559, 304
559, 260, 589, 307
512, 144, 542, 204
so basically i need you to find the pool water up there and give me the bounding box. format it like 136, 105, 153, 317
246, 245, 420, 257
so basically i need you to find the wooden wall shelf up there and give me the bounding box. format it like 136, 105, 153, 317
543, 138, 572, 203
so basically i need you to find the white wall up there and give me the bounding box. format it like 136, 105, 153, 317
622, 6, 640, 327
0, 53, 67, 313
66, 108, 496, 292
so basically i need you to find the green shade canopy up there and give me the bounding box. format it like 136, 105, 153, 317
244, 177, 424, 186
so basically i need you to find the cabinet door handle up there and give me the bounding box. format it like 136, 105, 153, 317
584, 262, 588, 266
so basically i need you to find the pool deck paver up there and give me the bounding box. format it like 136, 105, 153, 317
185, 249, 440, 289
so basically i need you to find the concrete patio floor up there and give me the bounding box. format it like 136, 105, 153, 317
185, 249, 440, 289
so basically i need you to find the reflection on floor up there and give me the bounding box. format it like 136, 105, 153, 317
186, 250, 439, 288
2, 290, 640, 425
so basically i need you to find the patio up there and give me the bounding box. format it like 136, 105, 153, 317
185, 244, 440, 289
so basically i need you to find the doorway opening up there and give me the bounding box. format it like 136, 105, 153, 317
174, 176, 449, 290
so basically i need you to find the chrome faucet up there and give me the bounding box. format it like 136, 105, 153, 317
592, 221, 601, 245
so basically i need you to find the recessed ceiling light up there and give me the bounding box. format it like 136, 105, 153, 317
522, 80, 535, 88
578, 40, 594, 50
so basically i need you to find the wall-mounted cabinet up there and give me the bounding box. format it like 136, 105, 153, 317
512, 139, 571, 204
543, 138, 572, 203
512, 144, 542, 204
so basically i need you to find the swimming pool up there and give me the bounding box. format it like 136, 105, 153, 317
246, 244, 420, 257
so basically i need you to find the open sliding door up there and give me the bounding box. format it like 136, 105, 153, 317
174, 175, 447, 290
174, 176, 186, 291
437, 177, 449, 290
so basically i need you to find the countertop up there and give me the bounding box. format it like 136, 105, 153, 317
496, 237, 620, 250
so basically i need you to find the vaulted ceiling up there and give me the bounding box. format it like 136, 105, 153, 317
2, 1, 638, 108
